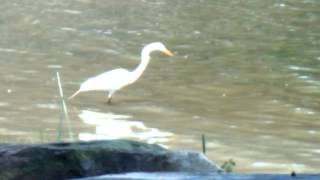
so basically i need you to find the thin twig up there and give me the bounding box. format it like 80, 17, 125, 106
56, 72, 73, 141
202, 134, 206, 154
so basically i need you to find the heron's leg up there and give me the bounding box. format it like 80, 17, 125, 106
107, 97, 112, 104
107, 91, 114, 104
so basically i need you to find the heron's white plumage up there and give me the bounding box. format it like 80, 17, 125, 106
79, 68, 131, 92
69, 42, 173, 103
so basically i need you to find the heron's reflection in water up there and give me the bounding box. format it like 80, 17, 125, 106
78, 110, 174, 147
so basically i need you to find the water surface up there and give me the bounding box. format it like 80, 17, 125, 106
0, 0, 319, 173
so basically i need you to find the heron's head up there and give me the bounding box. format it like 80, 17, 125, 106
144, 42, 174, 57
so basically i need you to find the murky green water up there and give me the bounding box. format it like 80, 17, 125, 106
0, 0, 319, 173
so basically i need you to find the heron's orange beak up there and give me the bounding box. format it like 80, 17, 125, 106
162, 48, 174, 57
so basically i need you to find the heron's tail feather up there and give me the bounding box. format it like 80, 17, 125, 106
68, 89, 81, 100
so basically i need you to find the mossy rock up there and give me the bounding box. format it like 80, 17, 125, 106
0, 140, 220, 180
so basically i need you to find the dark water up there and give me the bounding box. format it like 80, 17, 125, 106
0, 0, 319, 173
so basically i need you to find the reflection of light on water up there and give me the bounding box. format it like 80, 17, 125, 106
0, 48, 28, 54
288, 65, 318, 72
289, 66, 320, 86
64, 9, 82, 15
0, 117, 6, 121
60, 26, 78, 32
252, 162, 307, 171
312, 149, 320, 154
307, 130, 317, 135
47, 64, 62, 69
35, 103, 59, 110
0, 102, 9, 107
78, 110, 174, 146
294, 107, 315, 115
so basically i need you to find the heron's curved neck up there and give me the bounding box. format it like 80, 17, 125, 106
130, 48, 151, 83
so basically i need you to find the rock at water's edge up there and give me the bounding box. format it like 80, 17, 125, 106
0, 140, 221, 180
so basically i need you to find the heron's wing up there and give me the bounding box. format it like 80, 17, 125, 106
80, 68, 131, 91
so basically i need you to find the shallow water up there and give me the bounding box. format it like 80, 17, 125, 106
0, 0, 319, 173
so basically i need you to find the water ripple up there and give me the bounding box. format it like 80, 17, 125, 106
35, 103, 59, 110
0, 102, 9, 107
60, 27, 77, 32
288, 65, 319, 73
0, 48, 28, 54
63, 9, 82, 15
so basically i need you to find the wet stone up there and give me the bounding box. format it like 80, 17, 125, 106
0, 140, 221, 180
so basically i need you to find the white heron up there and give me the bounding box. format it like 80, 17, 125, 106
68, 42, 173, 104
